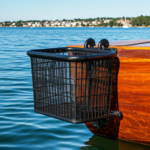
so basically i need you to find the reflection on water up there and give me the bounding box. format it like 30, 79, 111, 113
82, 135, 150, 150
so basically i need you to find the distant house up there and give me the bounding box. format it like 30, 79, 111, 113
50, 21, 55, 26
12, 22, 16, 26
27, 22, 32, 27
44, 21, 49, 24
45, 24, 50, 27
23, 25, 28, 27
31, 22, 42, 27
36, 23, 41, 27
54, 21, 61, 26
71, 22, 77, 27
82, 21, 89, 25
97, 21, 101, 24
32, 24, 36, 27
104, 19, 111, 23
92, 21, 97, 25
116, 19, 131, 25
51, 23, 55, 27
126, 20, 131, 24
61, 21, 66, 26
43, 21, 50, 27
65, 22, 71, 27
116, 19, 124, 24
35, 22, 42, 27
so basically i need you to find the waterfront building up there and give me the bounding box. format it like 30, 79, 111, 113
27, 22, 32, 27
104, 19, 112, 23
45, 24, 50, 27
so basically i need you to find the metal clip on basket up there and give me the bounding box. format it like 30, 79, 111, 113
27, 38, 118, 123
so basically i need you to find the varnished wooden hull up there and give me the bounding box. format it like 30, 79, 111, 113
67, 40, 150, 145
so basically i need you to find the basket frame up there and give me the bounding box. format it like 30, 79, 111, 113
27, 47, 116, 62
27, 47, 117, 123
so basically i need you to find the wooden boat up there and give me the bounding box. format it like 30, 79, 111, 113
67, 39, 150, 146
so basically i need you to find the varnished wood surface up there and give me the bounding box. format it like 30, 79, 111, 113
67, 40, 150, 145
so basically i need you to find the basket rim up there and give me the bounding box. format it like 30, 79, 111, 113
27, 47, 116, 62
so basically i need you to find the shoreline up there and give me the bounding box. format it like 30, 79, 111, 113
0, 26, 150, 28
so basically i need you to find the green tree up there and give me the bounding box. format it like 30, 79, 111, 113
109, 21, 113, 27
76, 23, 79, 26
131, 15, 150, 26
81, 22, 85, 26
16, 20, 23, 26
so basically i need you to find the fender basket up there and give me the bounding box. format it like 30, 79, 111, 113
27, 46, 116, 123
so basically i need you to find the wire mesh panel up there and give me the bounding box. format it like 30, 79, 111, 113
27, 47, 116, 123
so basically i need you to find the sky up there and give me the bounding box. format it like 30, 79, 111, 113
0, 0, 150, 22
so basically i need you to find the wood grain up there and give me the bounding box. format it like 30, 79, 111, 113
118, 62, 150, 74
118, 74, 150, 84
84, 44, 150, 145
68, 41, 150, 145
118, 92, 150, 106
117, 50, 150, 58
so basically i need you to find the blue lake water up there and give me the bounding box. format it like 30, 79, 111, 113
0, 27, 150, 150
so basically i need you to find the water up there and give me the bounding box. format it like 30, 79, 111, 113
0, 27, 150, 150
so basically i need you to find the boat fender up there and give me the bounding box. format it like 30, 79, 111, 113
98, 39, 109, 50
84, 38, 96, 48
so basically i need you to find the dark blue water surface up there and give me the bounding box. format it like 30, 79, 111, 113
1, 27, 150, 150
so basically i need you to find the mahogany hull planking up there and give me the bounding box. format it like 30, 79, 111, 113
67, 40, 150, 145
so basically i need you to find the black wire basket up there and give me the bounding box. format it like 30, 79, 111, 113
27, 40, 117, 123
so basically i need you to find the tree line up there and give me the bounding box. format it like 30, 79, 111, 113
132, 15, 150, 26
2, 16, 150, 27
